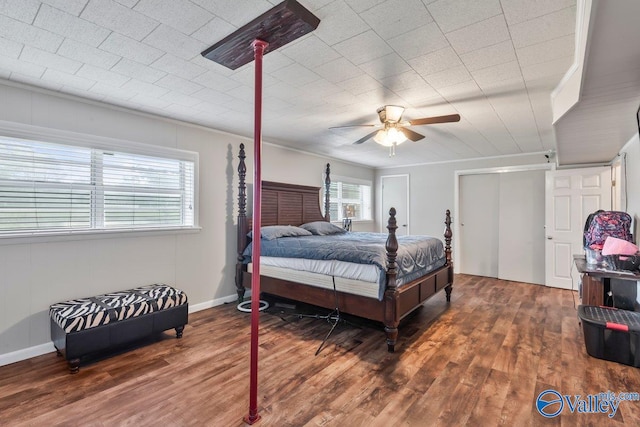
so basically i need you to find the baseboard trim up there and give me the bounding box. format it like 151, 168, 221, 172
0, 342, 56, 368
188, 293, 241, 313
0, 292, 243, 367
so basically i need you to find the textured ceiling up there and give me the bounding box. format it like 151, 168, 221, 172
0, 0, 578, 168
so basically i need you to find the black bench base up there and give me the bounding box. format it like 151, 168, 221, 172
51, 303, 188, 373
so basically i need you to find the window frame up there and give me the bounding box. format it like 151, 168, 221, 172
0, 123, 199, 243
326, 174, 373, 223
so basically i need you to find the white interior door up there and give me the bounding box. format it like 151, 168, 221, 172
498, 170, 546, 285
459, 174, 499, 277
381, 175, 409, 235
545, 167, 612, 289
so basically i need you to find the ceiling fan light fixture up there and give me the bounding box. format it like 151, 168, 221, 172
374, 127, 407, 147
340, 105, 458, 148
373, 129, 389, 146
390, 127, 407, 143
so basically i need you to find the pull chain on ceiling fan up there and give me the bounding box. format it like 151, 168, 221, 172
332, 105, 461, 156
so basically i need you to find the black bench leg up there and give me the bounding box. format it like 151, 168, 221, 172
68, 358, 80, 374
175, 325, 184, 338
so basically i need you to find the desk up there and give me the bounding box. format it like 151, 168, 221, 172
574, 255, 640, 306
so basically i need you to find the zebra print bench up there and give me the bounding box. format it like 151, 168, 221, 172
49, 284, 188, 373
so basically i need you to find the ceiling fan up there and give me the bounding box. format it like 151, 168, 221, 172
332, 105, 460, 155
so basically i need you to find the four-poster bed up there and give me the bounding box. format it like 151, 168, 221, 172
235, 144, 454, 352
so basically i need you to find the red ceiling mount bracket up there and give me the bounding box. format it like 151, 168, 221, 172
201, 2, 319, 425
200, 0, 320, 70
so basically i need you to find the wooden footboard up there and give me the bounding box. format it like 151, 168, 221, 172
382, 207, 453, 351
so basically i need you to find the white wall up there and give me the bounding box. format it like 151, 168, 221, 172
0, 81, 374, 365
619, 132, 640, 237
375, 153, 549, 239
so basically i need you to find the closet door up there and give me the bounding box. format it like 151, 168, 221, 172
459, 174, 499, 277
497, 170, 546, 285
459, 169, 546, 284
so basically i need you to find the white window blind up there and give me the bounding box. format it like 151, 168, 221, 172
0, 137, 195, 236
329, 179, 372, 221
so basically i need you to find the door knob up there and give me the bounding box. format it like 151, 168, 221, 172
546, 236, 553, 240
402, 224, 407, 227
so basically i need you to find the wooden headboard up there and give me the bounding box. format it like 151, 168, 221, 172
236, 143, 331, 257
259, 181, 327, 227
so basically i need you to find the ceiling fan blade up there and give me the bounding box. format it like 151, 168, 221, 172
409, 114, 461, 126
329, 124, 378, 129
400, 127, 424, 142
353, 130, 379, 145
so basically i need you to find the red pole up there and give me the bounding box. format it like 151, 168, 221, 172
244, 38, 268, 425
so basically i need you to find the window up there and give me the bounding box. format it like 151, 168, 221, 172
328, 177, 372, 221
0, 136, 196, 237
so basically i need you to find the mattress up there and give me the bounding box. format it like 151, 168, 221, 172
248, 259, 379, 299
259, 256, 379, 282
243, 232, 446, 298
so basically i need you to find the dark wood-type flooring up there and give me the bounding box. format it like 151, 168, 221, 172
2, 274, 640, 426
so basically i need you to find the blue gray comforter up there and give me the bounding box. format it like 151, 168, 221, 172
243, 232, 446, 296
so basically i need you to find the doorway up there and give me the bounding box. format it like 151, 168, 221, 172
381, 174, 409, 235
544, 167, 611, 289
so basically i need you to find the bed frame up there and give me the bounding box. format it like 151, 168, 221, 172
235, 143, 453, 352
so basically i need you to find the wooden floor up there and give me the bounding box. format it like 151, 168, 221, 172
2, 274, 640, 426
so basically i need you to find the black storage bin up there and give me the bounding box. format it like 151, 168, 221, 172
609, 279, 640, 311
578, 305, 640, 367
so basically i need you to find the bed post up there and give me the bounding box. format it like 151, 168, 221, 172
384, 207, 399, 352
324, 163, 331, 221
444, 209, 453, 302
236, 143, 248, 303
